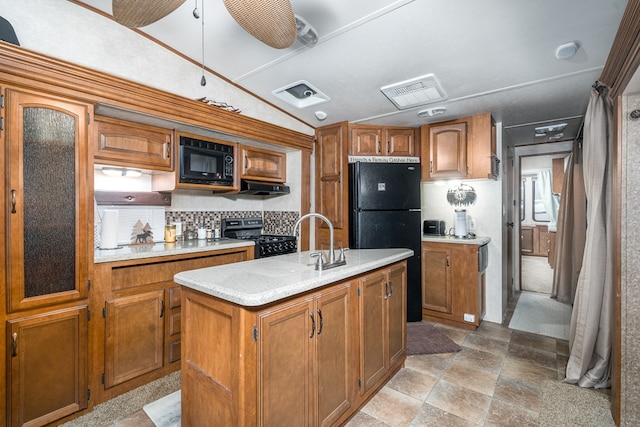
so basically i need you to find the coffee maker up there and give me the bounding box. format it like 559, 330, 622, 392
454, 209, 468, 238
446, 183, 476, 238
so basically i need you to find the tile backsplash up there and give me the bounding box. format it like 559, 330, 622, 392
165, 210, 300, 235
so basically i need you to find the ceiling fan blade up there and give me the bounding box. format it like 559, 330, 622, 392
112, 0, 186, 28
223, 0, 296, 49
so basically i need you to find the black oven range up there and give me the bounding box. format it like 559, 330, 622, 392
221, 217, 297, 258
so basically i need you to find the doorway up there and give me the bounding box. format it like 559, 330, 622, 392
509, 142, 573, 340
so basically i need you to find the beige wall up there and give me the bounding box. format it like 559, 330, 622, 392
620, 91, 640, 425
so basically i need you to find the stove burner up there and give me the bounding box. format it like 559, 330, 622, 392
221, 217, 297, 258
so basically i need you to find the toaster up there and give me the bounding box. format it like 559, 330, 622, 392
423, 220, 446, 235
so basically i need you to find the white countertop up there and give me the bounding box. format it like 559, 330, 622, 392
421, 235, 491, 246
174, 248, 413, 307
94, 238, 255, 263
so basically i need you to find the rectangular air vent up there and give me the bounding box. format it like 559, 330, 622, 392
381, 74, 447, 109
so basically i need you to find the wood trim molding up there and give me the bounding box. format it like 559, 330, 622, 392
600, 0, 640, 98
0, 42, 314, 151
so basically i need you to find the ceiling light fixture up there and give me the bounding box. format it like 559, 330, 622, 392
314, 111, 327, 120
534, 123, 568, 134
295, 15, 318, 46
555, 41, 579, 60
417, 106, 446, 117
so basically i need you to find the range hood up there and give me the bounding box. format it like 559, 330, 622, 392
239, 180, 290, 196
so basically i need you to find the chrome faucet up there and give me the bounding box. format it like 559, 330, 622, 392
292, 213, 346, 269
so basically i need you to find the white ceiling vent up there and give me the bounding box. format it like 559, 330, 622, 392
272, 80, 330, 108
381, 74, 447, 110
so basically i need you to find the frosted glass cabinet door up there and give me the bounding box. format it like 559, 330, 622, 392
6, 89, 91, 311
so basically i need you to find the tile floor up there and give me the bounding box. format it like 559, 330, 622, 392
113, 292, 607, 427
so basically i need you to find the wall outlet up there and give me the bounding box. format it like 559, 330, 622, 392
464, 313, 475, 323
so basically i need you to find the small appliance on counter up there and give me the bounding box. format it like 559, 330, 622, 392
454, 209, 468, 238
423, 220, 446, 235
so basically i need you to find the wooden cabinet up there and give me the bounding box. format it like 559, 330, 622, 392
315, 122, 349, 250
421, 112, 497, 181
358, 263, 406, 394
2, 87, 92, 426
7, 306, 88, 427
95, 116, 174, 171
422, 241, 484, 330
240, 145, 286, 182
180, 260, 407, 427
105, 291, 165, 388
349, 125, 416, 157
258, 282, 354, 426
421, 244, 453, 314
520, 225, 548, 256
5, 88, 91, 312
90, 246, 253, 408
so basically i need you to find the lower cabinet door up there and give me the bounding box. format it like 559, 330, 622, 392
8, 306, 88, 427
422, 244, 453, 314
358, 271, 387, 394
387, 264, 406, 367
316, 283, 353, 426
105, 290, 164, 388
259, 297, 314, 426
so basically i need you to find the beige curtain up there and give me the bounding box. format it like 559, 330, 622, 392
565, 84, 614, 388
551, 142, 586, 303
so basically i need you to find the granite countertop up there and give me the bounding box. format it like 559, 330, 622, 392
174, 248, 413, 307
94, 238, 255, 263
421, 234, 491, 246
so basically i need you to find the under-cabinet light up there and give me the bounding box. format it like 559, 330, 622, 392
101, 167, 142, 178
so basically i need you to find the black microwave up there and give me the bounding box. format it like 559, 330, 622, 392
179, 135, 235, 186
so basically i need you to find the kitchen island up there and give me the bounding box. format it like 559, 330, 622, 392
174, 248, 412, 426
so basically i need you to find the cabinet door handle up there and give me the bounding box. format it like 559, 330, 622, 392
317, 310, 323, 335
384, 281, 389, 300
377, 140, 381, 154
309, 312, 316, 338
244, 155, 249, 170
11, 332, 17, 357
446, 256, 450, 267
11, 189, 17, 214
387, 140, 390, 154
160, 300, 165, 318
388, 279, 393, 297
429, 161, 433, 173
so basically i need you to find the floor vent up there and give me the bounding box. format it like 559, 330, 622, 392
381, 74, 446, 109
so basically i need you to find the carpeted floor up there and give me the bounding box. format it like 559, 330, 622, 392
521, 255, 554, 293
540, 380, 615, 426
406, 322, 462, 355
509, 291, 572, 340
59, 371, 181, 427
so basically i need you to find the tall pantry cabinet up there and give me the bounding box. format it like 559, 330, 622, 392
2, 87, 92, 426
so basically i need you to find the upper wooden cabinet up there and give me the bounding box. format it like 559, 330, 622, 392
4, 88, 91, 312
349, 125, 417, 157
315, 122, 349, 251
421, 112, 497, 181
94, 116, 174, 171
240, 145, 286, 182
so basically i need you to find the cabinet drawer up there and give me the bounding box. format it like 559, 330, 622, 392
110, 251, 250, 291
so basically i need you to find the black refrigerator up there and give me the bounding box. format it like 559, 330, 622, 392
348, 162, 422, 322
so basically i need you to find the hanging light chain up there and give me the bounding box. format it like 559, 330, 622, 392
200, 0, 206, 86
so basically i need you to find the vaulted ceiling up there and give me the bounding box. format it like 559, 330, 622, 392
76, 0, 628, 146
